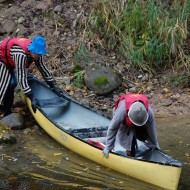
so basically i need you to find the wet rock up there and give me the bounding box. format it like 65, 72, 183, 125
0, 113, 25, 130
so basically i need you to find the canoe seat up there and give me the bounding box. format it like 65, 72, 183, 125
67, 126, 108, 139
37, 97, 70, 108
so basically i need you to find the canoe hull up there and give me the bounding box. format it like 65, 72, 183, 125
25, 77, 182, 190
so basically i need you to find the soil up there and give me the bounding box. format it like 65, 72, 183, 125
0, 0, 190, 118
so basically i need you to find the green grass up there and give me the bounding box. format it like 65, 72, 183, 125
83, 0, 190, 76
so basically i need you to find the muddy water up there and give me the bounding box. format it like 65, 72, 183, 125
0, 116, 189, 190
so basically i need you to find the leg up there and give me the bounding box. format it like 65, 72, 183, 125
3, 70, 17, 116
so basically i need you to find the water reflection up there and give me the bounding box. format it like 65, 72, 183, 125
156, 115, 190, 190
0, 116, 189, 189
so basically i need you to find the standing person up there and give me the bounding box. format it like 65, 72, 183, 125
102, 93, 160, 158
0, 36, 61, 117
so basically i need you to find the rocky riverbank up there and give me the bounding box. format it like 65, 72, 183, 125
0, 0, 190, 120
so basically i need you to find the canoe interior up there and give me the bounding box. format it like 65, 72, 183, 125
28, 76, 182, 167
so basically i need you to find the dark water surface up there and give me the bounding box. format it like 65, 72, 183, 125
0, 116, 189, 190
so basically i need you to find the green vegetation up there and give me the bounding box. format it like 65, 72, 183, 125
0, 123, 5, 133
72, 65, 84, 88
74, 43, 92, 64
72, 70, 84, 88
72, 43, 93, 88
83, 0, 190, 77
94, 76, 108, 86
166, 74, 190, 87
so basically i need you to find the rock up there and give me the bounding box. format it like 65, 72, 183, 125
138, 74, 143, 79
161, 99, 173, 107
129, 86, 137, 93
35, 0, 53, 11
0, 23, 6, 35
80, 98, 90, 106
128, 83, 135, 88
17, 16, 25, 24
1, 19, 16, 35
84, 64, 122, 95
116, 62, 125, 72
14, 24, 28, 37
0, 133, 17, 144
142, 75, 149, 82
0, 113, 25, 130
54, 5, 63, 13
62, 77, 71, 85
161, 87, 169, 94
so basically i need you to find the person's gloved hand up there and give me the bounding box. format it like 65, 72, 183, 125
52, 87, 63, 96
46, 81, 63, 96
46, 81, 55, 88
26, 92, 39, 113
102, 148, 110, 158
31, 97, 39, 113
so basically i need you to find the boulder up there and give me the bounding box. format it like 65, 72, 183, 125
0, 113, 25, 130
84, 64, 122, 95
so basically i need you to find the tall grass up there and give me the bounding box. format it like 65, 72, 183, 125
85, 0, 190, 73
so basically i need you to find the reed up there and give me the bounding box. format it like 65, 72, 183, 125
85, 0, 190, 74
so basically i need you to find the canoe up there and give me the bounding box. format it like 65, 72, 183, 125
24, 75, 182, 190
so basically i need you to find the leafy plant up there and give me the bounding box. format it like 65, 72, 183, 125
72, 70, 84, 88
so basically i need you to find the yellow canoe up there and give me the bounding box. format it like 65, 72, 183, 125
25, 76, 182, 190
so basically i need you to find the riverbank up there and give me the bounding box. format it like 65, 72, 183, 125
0, 0, 190, 119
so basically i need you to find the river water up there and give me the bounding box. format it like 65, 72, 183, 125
0, 115, 189, 190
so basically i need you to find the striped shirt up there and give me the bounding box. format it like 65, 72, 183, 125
0, 45, 53, 104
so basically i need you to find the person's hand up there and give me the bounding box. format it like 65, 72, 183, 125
26, 92, 39, 113
46, 81, 63, 96
102, 148, 110, 158
46, 81, 55, 88
52, 87, 63, 96
31, 97, 39, 113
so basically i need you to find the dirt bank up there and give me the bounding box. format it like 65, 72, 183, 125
0, 0, 190, 118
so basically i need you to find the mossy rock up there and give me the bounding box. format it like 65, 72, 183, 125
84, 64, 122, 95
94, 76, 108, 86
